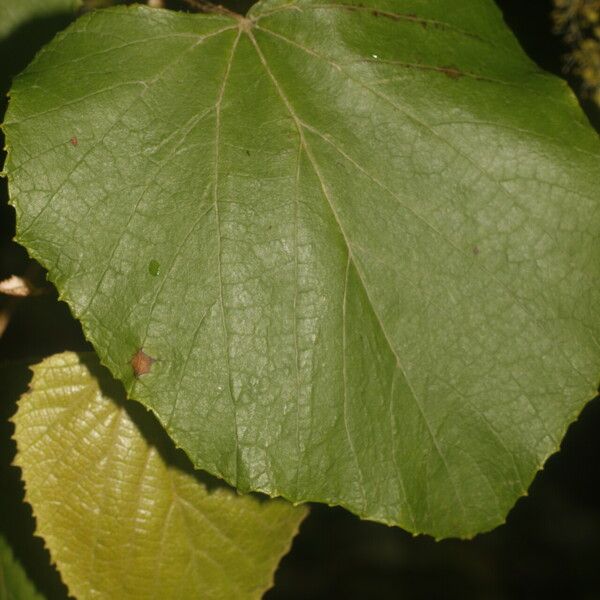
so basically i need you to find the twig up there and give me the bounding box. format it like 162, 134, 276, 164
0, 275, 40, 297
0, 262, 49, 298
0, 262, 49, 339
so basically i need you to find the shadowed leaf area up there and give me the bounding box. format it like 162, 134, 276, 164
0, 362, 69, 600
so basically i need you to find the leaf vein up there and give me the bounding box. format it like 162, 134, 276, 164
213, 29, 243, 485
256, 24, 592, 389
247, 26, 469, 520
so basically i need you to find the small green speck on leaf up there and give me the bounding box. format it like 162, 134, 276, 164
148, 259, 160, 276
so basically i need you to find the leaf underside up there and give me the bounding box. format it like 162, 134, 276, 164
13, 352, 305, 600
4, 0, 600, 538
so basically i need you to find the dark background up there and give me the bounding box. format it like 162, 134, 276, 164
1, 1, 599, 599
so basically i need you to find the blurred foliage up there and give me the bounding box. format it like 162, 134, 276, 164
554, 0, 600, 106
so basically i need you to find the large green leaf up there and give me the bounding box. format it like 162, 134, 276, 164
0, 534, 44, 600
4, 1, 600, 538
13, 352, 305, 599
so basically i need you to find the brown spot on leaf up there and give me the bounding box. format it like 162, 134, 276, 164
440, 66, 463, 79
341, 4, 428, 26
370, 8, 424, 24
131, 349, 155, 377
472, 245, 480, 255
406, 12, 427, 28
370, 9, 397, 19
70, 136, 78, 146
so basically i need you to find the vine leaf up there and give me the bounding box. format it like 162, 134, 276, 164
4, 1, 600, 538
12, 352, 305, 600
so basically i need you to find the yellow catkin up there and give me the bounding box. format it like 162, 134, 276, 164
553, 0, 600, 106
